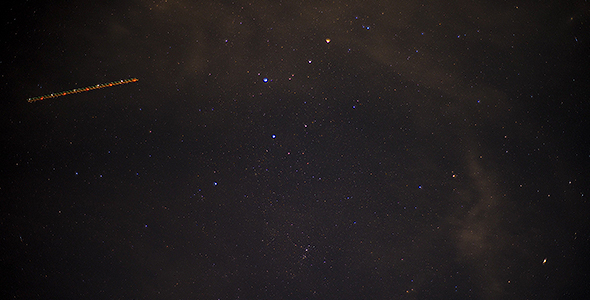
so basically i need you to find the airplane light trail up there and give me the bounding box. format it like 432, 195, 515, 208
27, 78, 138, 102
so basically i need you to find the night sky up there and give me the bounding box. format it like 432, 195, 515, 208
3, 0, 590, 299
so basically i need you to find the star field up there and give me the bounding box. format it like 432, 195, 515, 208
2, 0, 590, 299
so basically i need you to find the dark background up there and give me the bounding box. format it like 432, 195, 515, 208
2, 0, 589, 299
